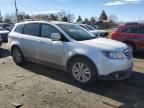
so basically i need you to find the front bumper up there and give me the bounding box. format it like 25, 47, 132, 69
98, 66, 133, 80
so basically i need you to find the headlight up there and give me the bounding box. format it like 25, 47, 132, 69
102, 51, 124, 59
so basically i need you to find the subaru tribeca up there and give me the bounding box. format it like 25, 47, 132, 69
8, 21, 133, 85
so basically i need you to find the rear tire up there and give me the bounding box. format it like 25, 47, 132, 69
68, 57, 97, 86
11, 47, 25, 66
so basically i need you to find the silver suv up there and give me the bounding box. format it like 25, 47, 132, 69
8, 21, 133, 85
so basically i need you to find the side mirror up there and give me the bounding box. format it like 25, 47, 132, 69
51, 33, 61, 41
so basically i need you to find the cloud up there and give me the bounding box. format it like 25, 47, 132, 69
104, 1, 127, 6
104, 0, 142, 6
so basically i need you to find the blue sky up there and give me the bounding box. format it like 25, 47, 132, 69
0, 0, 144, 22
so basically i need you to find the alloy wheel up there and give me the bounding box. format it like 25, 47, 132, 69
72, 62, 91, 83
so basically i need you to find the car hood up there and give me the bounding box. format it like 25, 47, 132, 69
79, 38, 128, 51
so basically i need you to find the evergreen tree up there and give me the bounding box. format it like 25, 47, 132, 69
50, 14, 58, 21
83, 18, 89, 24
99, 10, 108, 21
62, 16, 68, 22
90, 17, 96, 24
76, 16, 82, 23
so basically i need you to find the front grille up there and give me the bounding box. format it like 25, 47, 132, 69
124, 47, 133, 60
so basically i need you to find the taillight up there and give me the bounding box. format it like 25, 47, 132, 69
110, 32, 119, 39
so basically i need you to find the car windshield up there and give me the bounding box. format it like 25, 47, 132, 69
85, 25, 95, 30
57, 24, 96, 41
0, 27, 6, 31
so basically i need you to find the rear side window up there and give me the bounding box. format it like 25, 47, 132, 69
41, 24, 60, 38
15, 24, 24, 33
23, 23, 40, 36
139, 26, 144, 34
80, 25, 88, 30
122, 26, 138, 33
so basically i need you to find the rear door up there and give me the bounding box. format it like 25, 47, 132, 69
21, 23, 41, 60
119, 25, 139, 41
136, 25, 144, 50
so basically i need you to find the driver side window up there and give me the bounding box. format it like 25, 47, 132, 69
41, 24, 60, 38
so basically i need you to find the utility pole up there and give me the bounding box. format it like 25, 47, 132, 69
138, 17, 141, 22
14, 0, 18, 22
0, 10, 2, 23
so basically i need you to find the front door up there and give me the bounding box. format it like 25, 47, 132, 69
38, 24, 64, 66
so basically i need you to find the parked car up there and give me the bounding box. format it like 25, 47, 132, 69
0, 35, 2, 47
78, 24, 108, 37
110, 23, 144, 51
5, 25, 14, 31
91, 24, 108, 30
0, 27, 9, 42
0, 23, 12, 28
8, 21, 133, 85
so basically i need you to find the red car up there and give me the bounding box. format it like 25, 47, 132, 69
110, 23, 144, 51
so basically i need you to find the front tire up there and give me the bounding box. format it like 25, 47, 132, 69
11, 47, 25, 66
68, 57, 97, 85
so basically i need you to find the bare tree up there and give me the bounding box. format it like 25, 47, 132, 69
4, 13, 13, 23
57, 10, 67, 21
109, 14, 118, 22
57, 11, 75, 22
67, 12, 75, 22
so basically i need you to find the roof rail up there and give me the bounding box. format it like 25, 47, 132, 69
125, 22, 138, 25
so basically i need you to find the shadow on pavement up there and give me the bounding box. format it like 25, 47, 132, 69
22, 63, 144, 108
134, 52, 144, 59
0, 48, 10, 58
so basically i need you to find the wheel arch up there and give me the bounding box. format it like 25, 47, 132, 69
66, 54, 98, 74
10, 44, 22, 55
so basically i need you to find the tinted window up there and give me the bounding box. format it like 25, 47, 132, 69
41, 24, 60, 38
0, 27, 6, 31
139, 26, 144, 34
23, 23, 40, 36
15, 24, 24, 33
122, 26, 138, 33
85, 25, 95, 30
80, 25, 88, 30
